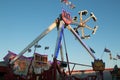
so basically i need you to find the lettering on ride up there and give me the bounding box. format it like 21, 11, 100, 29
62, 10, 72, 25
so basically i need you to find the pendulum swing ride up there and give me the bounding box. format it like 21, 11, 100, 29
3, 0, 106, 80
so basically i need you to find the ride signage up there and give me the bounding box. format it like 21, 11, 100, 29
92, 59, 105, 71
62, 10, 72, 25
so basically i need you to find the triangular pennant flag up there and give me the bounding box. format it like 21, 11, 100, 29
117, 54, 120, 59
104, 48, 111, 53
89, 47, 95, 53
45, 46, 49, 50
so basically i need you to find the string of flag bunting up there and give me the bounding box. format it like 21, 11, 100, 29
104, 47, 120, 60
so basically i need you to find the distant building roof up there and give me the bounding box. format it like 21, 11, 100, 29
0, 61, 7, 67
34, 53, 48, 56
0, 61, 8, 73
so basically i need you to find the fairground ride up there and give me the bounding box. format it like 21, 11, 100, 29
4, 0, 105, 80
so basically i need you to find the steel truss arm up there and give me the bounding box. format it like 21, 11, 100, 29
54, 20, 65, 59
67, 25, 96, 60
10, 22, 57, 64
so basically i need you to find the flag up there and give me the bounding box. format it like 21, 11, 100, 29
104, 48, 111, 53
117, 54, 120, 59
113, 58, 117, 60
89, 47, 95, 53
60, 0, 75, 9
34, 45, 41, 48
69, 4, 75, 9
45, 46, 49, 50
28, 48, 32, 52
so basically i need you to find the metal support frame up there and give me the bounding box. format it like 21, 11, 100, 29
67, 25, 96, 59
10, 22, 57, 64
54, 20, 65, 59
8, 9, 97, 80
